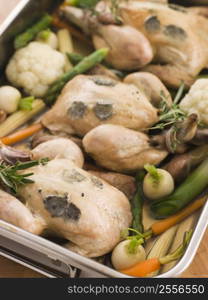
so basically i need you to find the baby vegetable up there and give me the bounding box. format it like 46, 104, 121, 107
131, 171, 145, 233
6, 42, 65, 97
147, 195, 206, 237
14, 14, 53, 49
0, 100, 45, 137
111, 232, 146, 270
146, 226, 178, 276
45, 48, 109, 105
120, 230, 192, 277
180, 79, 208, 126
143, 165, 174, 200
0, 86, 21, 114
36, 30, 58, 49
1, 123, 43, 146
19, 96, 35, 111
151, 158, 208, 218
57, 29, 74, 71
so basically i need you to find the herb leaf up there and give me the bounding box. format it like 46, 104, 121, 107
0, 158, 48, 194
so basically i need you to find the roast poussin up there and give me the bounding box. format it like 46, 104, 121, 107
62, 0, 208, 87
0, 140, 132, 257
42, 74, 160, 136
83, 124, 168, 172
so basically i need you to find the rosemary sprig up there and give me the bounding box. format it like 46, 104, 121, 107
150, 83, 187, 131
0, 158, 48, 194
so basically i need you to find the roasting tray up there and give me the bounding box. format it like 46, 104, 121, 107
0, 0, 208, 278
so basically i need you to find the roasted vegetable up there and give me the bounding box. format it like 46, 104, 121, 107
146, 225, 178, 276
120, 230, 192, 277
1, 123, 43, 146
14, 14, 53, 49
111, 236, 146, 270
147, 195, 206, 236
165, 144, 208, 183
45, 48, 109, 105
0, 86, 21, 114
0, 100, 45, 137
143, 165, 174, 200
151, 159, 208, 218
131, 171, 145, 233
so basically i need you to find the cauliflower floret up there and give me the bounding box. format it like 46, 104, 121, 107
180, 79, 208, 125
6, 42, 65, 97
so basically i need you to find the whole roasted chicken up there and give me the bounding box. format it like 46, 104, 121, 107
0, 139, 132, 257
42, 74, 171, 136
61, 0, 208, 87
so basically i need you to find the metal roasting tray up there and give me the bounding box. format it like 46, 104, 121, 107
0, 0, 208, 278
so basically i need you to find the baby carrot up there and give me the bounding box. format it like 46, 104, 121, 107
144, 195, 207, 239
121, 231, 192, 277
121, 258, 160, 277
1, 123, 43, 145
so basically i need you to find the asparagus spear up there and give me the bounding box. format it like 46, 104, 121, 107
66, 52, 84, 65
151, 158, 208, 218
131, 171, 146, 234
14, 14, 53, 49
45, 48, 109, 105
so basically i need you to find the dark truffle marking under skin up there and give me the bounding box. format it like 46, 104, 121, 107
63, 169, 86, 183
91, 77, 117, 87
91, 176, 104, 189
163, 25, 187, 41
43, 195, 81, 221
43, 195, 68, 218
68, 101, 87, 120
93, 103, 113, 121
145, 16, 161, 33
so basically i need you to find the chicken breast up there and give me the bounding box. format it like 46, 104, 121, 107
83, 124, 168, 172
18, 159, 132, 257
42, 75, 158, 136
32, 138, 84, 168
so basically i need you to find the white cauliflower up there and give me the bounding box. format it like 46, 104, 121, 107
180, 79, 208, 125
6, 42, 65, 97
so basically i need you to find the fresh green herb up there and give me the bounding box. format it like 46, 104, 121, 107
0, 158, 48, 194
19, 96, 35, 111
150, 83, 187, 131
14, 14, 53, 49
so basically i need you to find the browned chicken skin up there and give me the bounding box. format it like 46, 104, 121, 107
62, 0, 208, 87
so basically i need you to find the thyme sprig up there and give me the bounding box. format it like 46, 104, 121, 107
0, 158, 48, 194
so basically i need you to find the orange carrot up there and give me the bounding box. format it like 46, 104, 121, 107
120, 231, 192, 277
121, 258, 160, 277
143, 195, 207, 240
150, 195, 207, 236
1, 123, 43, 146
